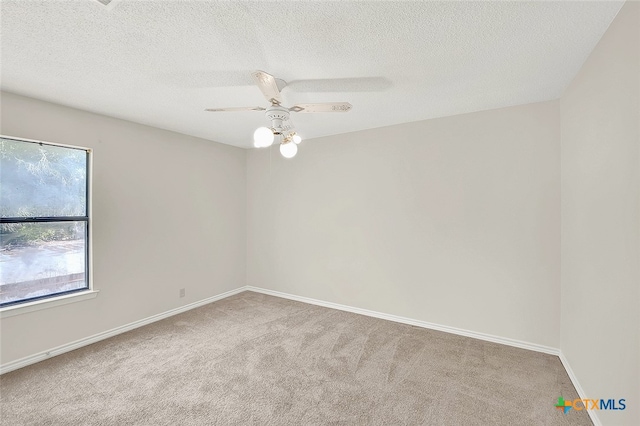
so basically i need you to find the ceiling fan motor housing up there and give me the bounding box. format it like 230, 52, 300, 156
265, 105, 290, 132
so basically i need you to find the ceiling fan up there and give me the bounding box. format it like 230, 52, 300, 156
205, 70, 352, 158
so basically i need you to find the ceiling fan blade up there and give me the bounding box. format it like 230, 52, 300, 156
204, 106, 265, 112
289, 102, 352, 113
251, 70, 282, 104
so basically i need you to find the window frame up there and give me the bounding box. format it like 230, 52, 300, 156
0, 135, 94, 311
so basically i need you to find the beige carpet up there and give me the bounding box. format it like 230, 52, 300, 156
1, 291, 591, 425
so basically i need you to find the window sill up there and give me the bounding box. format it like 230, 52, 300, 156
0, 290, 99, 319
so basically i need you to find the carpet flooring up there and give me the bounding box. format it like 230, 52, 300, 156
0, 291, 591, 425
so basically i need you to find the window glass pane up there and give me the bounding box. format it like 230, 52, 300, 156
0, 221, 87, 306
0, 138, 87, 218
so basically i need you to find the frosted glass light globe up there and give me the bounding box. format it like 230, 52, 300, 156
253, 127, 274, 148
280, 142, 298, 158
292, 134, 302, 144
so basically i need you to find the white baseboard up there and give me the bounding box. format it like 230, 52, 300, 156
1, 285, 562, 376
559, 351, 601, 426
246, 286, 560, 356
0, 287, 246, 375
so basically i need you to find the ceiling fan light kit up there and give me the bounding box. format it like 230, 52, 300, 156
279, 140, 298, 159
206, 70, 352, 159
253, 126, 274, 148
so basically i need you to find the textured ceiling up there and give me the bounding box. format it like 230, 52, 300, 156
0, 0, 624, 148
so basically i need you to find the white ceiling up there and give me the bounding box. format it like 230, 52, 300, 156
0, 0, 624, 148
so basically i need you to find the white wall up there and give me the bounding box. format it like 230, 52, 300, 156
560, 2, 639, 425
247, 101, 561, 348
0, 91, 246, 364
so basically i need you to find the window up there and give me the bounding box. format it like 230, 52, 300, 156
0, 136, 90, 307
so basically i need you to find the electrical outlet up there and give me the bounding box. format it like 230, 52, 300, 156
179, 288, 185, 298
